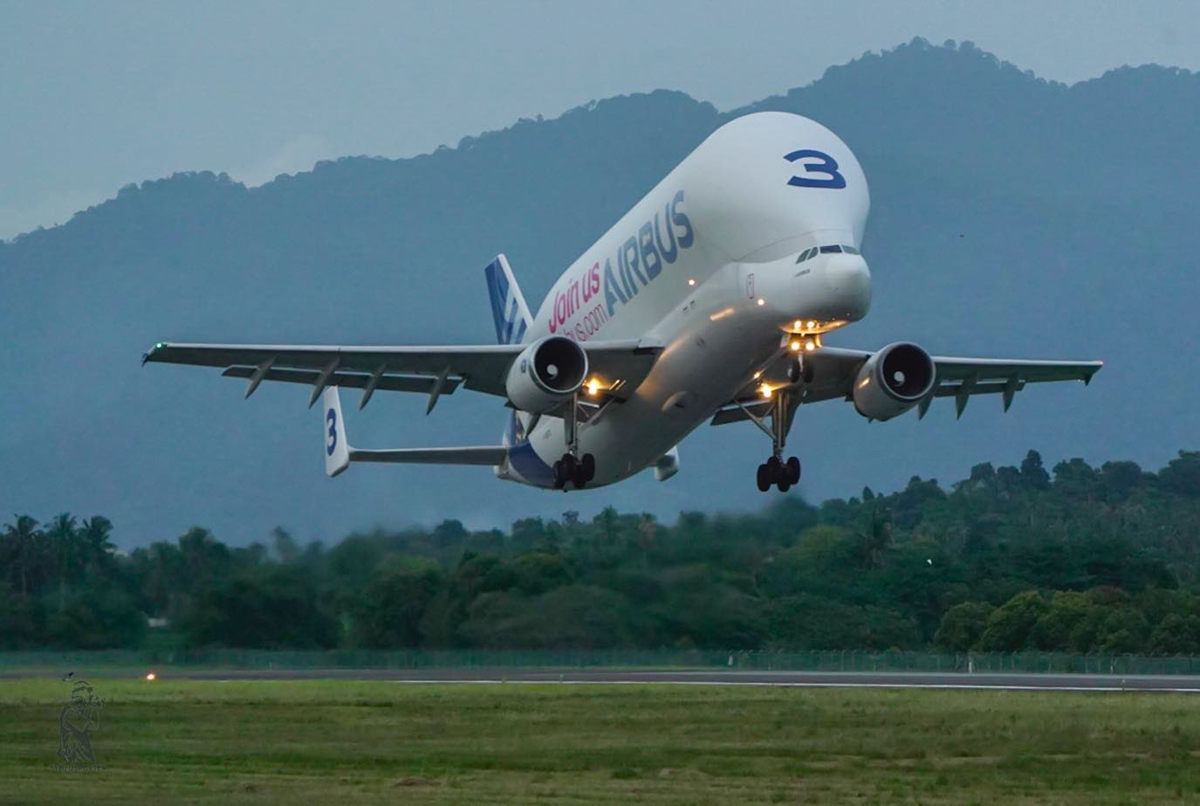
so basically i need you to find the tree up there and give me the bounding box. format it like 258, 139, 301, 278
933, 602, 994, 652
978, 591, 1049, 651
1159, 451, 1200, 498
1020, 450, 1051, 490
350, 559, 441, 647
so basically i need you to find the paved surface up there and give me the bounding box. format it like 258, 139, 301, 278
7, 667, 1200, 692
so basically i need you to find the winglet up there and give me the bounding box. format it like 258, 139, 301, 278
322, 387, 350, 477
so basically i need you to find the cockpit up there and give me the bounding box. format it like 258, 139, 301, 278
795, 244, 861, 263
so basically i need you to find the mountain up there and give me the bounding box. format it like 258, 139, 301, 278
3, 38, 1198, 548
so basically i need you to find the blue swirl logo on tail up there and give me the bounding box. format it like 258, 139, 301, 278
326, 409, 338, 455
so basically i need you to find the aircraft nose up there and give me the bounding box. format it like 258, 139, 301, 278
823, 254, 872, 321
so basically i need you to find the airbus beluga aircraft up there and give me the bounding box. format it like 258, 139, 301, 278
144, 112, 1101, 493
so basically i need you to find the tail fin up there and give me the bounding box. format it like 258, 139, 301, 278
484, 254, 533, 344
322, 387, 350, 477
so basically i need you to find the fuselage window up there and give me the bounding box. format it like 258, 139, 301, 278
819, 244, 842, 254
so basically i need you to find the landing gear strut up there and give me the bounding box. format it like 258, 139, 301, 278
741, 358, 804, 493
552, 391, 596, 490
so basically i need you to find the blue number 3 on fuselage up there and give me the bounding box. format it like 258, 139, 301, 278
784, 149, 846, 189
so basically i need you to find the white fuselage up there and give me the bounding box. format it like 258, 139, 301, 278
498, 112, 874, 489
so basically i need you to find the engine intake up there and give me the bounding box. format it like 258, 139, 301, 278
505, 336, 589, 413
852, 342, 936, 421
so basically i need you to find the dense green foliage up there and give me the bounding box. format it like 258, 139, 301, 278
4, 450, 1200, 654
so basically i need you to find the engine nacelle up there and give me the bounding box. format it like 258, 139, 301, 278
852, 342, 936, 421
505, 336, 589, 413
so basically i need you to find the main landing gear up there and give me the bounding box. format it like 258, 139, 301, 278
553, 452, 596, 490
757, 455, 801, 492
552, 390, 596, 490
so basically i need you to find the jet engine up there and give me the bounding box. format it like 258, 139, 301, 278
852, 342, 936, 421
505, 336, 589, 413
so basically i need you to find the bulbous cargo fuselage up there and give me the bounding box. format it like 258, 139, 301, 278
500, 111, 875, 488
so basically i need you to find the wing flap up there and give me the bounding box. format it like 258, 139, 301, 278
145, 339, 662, 401
222, 366, 463, 395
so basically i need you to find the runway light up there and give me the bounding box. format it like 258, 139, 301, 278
756, 298, 766, 307
145, 671, 157, 681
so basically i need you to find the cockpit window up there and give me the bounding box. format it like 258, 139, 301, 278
819, 244, 842, 254
842, 245, 860, 255
795, 247, 815, 263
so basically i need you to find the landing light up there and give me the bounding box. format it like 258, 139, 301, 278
806, 320, 816, 329
759, 383, 774, 399
586, 379, 602, 396
805, 340, 817, 352
687, 278, 696, 287
756, 298, 766, 306
145, 671, 157, 681
789, 341, 802, 352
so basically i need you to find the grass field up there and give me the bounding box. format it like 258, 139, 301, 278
3, 679, 1200, 804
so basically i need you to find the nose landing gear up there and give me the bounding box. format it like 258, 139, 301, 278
740, 356, 806, 493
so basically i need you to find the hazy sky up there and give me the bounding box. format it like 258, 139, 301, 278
2, 0, 1196, 241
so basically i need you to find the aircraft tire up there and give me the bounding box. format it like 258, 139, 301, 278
581, 453, 596, 482
786, 456, 801, 485
756, 463, 771, 492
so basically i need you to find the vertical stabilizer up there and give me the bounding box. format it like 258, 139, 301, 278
322, 386, 350, 477
484, 254, 533, 345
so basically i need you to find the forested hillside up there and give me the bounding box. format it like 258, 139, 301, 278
5, 449, 1200, 655
3, 38, 1199, 543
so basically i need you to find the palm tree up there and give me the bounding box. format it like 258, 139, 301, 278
45, 513, 79, 609
79, 516, 116, 575
3, 515, 42, 596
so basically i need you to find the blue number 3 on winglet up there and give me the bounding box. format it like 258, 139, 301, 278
326, 409, 338, 455
784, 149, 846, 189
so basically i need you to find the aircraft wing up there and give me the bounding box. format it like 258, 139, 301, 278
142, 340, 660, 408
712, 346, 1102, 425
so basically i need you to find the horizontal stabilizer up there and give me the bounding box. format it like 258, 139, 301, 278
349, 447, 507, 466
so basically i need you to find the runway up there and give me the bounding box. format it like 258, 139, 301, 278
9, 667, 1200, 692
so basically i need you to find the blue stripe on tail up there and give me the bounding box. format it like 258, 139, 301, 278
483, 254, 533, 345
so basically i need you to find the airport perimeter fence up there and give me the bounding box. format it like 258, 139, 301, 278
6, 648, 1200, 675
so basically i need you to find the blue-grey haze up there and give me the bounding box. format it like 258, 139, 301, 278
1, 39, 1198, 547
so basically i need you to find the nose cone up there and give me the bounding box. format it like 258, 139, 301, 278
824, 254, 872, 321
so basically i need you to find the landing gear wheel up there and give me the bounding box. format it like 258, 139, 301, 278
786, 456, 801, 485
580, 453, 596, 482
552, 460, 565, 490
765, 455, 781, 478
756, 463, 771, 492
